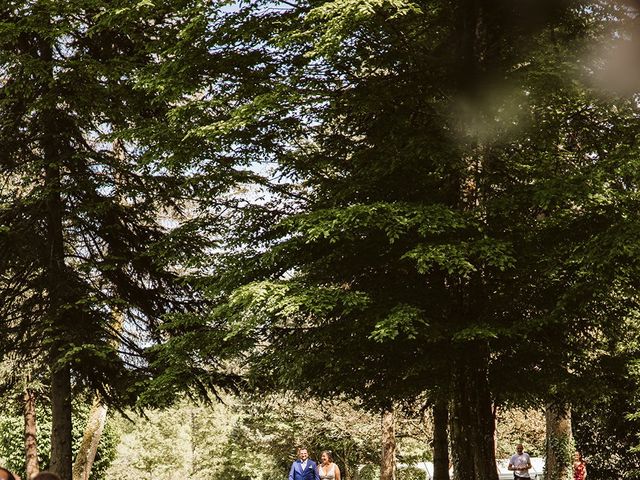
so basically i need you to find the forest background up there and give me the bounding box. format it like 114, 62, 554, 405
1, 1, 640, 480
0, 396, 548, 480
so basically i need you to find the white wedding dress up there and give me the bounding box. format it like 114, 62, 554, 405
318, 464, 336, 480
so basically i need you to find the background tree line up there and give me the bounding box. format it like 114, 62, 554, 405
0, 396, 547, 480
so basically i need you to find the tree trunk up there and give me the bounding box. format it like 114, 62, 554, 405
380, 407, 396, 480
472, 361, 497, 480
341, 446, 352, 480
545, 402, 572, 480
432, 400, 450, 480
189, 407, 197, 478
44, 127, 74, 480
449, 370, 473, 480
40, 9, 75, 467
50, 364, 73, 480
72, 396, 108, 480
24, 388, 39, 480
449, 345, 498, 480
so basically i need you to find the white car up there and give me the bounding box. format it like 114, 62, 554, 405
398, 457, 545, 480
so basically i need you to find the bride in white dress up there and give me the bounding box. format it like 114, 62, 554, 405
317, 451, 341, 480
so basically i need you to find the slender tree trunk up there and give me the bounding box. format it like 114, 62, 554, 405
189, 407, 197, 479
450, 345, 498, 480
43, 107, 74, 480
492, 404, 498, 455
432, 400, 450, 480
545, 402, 572, 480
472, 359, 497, 480
341, 446, 352, 480
45, 158, 74, 480
380, 406, 396, 480
24, 388, 39, 480
72, 396, 108, 480
50, 364, 73, 480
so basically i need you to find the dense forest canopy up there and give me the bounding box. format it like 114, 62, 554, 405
1, 1, 640, 480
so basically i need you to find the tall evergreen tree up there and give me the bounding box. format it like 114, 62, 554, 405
0, 2, 237, 478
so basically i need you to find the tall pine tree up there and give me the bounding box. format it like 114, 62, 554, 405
0, 2, 236, 478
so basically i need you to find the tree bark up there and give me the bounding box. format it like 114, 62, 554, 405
545, 402, 572, 480
44, 108, 74, 480
432, 400, 450, 480
380, 407, 396, 480
72, 397, 108, 480
449, 345, 498, 480
39, 10, 75, 469
50, 364, 73, 480
24, 388, 39, 480
45, 158, 74, 480
341, 446, 352, 480
449, 388, 473, 480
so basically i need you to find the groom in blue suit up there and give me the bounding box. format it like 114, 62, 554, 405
289, 447, 320, 480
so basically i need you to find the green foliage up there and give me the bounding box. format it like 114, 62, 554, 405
545, 433, 574, 480
0, 400, 117, 480
370, 305, 427, 342
358, 464, 379, 480
0, 2, 242, 475
0, 415, 24, 473
0, 0, 239, 413
106, 395, 388, 480
572, 327, 640, 480
107, 402, 211, 480
396, 465, 427, 480
495, 408, 546, 459
138, 1, 640, 445
1, 0, 640, 476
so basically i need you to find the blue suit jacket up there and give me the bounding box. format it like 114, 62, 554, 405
289, 459, 320, 480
